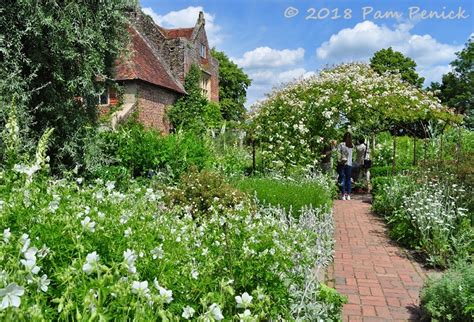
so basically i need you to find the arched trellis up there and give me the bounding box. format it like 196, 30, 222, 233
248, 63, 462, 173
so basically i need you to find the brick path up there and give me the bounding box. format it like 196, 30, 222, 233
330, 195, 427, 322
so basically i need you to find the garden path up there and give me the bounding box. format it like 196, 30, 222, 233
330, 195, 427, 322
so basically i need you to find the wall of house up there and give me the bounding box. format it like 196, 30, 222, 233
129, 11, 186, 85
136, 81, 180, 134
183, 25, 219, 102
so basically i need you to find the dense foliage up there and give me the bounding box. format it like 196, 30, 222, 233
167, 64, 222, 132
211, 49, 251, 122
370, 47, 425, 88
233, 175, 335, 214
420, 263, 474, 321
0, 0, 134, 167
430, 38, 474, 129
0, 164, 344, 320
372, 175, 473, 268
250, 63, 459, 171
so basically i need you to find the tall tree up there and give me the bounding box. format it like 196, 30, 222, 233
370, 47, 425, 88
211, 49, 251, 122
0, 0, 135, 167
430, 39, 473, 128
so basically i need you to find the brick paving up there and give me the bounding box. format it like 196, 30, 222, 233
330, 195, 427, 322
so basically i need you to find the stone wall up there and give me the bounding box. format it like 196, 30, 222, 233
136, 81, 180, 134
128, 11, 185, 85
183, 25, 219, 102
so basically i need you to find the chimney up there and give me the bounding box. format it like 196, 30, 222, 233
198, 11, 205, 25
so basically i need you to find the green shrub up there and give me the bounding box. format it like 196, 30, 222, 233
99, 123, 212, 179
370, 165, 417, 178
233, 175, 333, 214
420, 263, 474, 321
164, 168, 248, 219
371, 175, 415, 217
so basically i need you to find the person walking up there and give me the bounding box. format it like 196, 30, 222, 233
337, 132, 353, 200
354, 138, 367, 182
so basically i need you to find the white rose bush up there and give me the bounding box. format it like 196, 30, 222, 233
250, 63, 460, 171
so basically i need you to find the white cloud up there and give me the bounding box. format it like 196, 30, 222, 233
315, 20, 463, 85
142, 6, 223, 46
250, 67, 310, 84
234, 47, 305, 68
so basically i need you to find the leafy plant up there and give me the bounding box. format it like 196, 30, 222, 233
233, 174, 334, 215
420, 263, 474, 321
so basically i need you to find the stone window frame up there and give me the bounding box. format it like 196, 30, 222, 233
200, 43, 207, 59
200, 71, 211, 100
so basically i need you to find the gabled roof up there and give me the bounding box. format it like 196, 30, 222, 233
161, 27, 194, 40
114, 27, 186, 94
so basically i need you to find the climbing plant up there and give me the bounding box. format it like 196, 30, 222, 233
250, 63, 461, 170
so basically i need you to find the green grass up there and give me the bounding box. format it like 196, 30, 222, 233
233, 177, 332, 214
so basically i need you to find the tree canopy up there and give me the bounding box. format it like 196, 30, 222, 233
211, 49, 251, 122
429, 39, 473, 129
370, 47, 425, 88
0, 0, 135, 167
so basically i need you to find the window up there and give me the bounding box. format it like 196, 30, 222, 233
200, 43, 206, 58
98, 88, 109, 105
200, 73, 211, 100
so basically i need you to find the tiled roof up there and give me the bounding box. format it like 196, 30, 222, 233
114, 27, 185, 94
161, 27, 194, 40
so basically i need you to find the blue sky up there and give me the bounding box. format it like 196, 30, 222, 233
140, 0, 473, 106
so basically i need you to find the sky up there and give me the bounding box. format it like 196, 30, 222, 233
140, 0, 473, 106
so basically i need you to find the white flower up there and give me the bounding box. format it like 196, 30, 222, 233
0, 283, 25, 309
81, 216, 96, 232
151, 245, 164, 259
3, 228, 11, 243
159, 287, 173, 304
38, 274, 50, 292
239, 309, 253, 321
154, 278, 173, 303
21, 247, 40, 274
123, 249, 137, 274
82, 251, 100, 275
131, 281, 149, 297
208, 303, 224, 321
124, 227, 132, 238
105, 181, 115, 192
201, 248, 209, 256
235, 292, 253, 308
182, 305, 195, 319
191, 269, 199, 280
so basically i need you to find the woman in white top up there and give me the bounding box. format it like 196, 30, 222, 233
337, 132, 353, 200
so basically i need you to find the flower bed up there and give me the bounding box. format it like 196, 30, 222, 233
0, 168, 344, 320
372, 175, 473, 268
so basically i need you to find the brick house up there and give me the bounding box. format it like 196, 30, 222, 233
102, 9, 219, 133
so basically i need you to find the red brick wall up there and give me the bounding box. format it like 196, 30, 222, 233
136, 81, 180, 134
